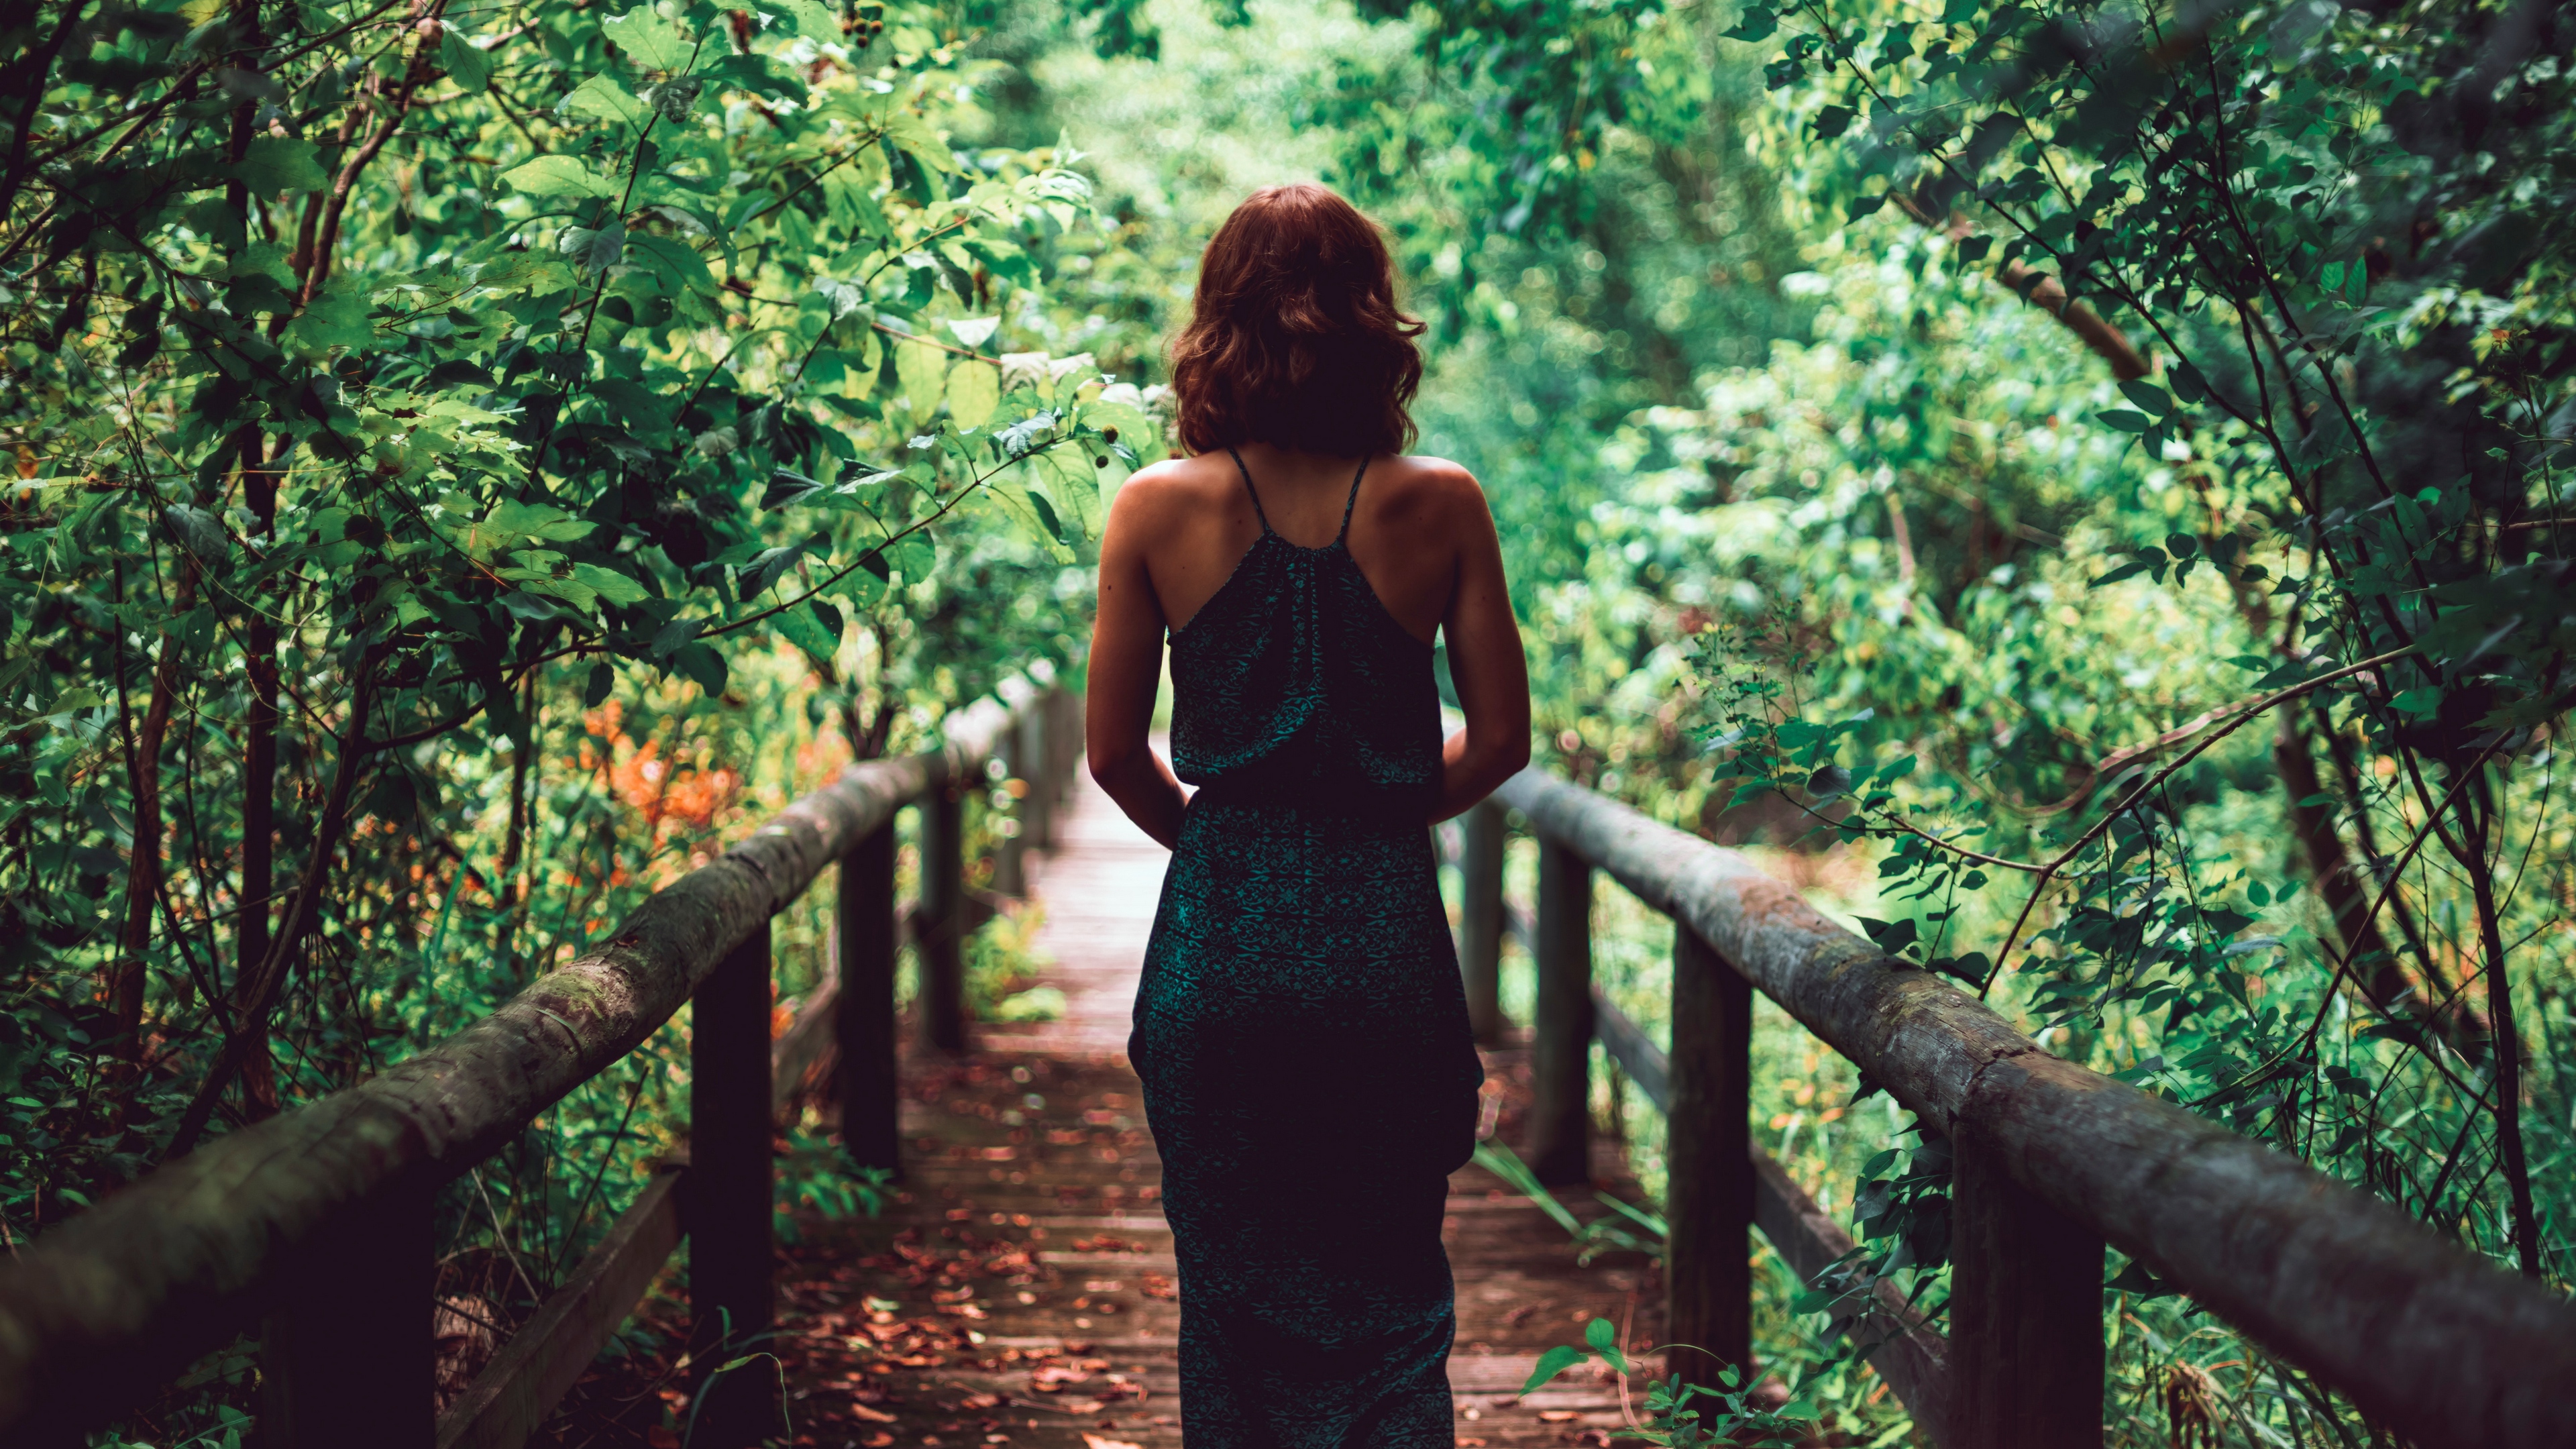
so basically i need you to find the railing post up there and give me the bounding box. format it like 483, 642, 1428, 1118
990, 742, 1026, 899
916, 784, 967, 1055
1527, 836, 1593, 1185
1666, 925, 1753, 1383
689, 921, 776, 1448
1949, 1122, 2104, 1446
1017, 700, 1053, 853
1056, 688, 1081, 805
1459, 801, 1507, 1044
258, 1189, 433, 1446
837, 820, 900, 1173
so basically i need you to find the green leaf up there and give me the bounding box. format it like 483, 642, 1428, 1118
603, 6, 694, 70
774, 598, 837, 658
671, 641, 728, 694
1521, 1344, 1587, 1395
629, 232, 716, 296
486, 500, 597, 544
1582, 1318, 1616, 1352
894, 339, 947, 415
2117, 380, 2171, 416
1857, 916, 1918, 954
881, 109, 960, 175
1774, 718, 1826, 748
1812, 105, 1855, 138
2106, 1258, 2174, 1299
499, 155, 621, 199
572, 563, 649, 606
1026, 486, 1068, 545
162, 504, 229, 566
2387, 686, 2442, 717
561, 73, 649, 127
1721, 5, 1778, 41
584, 661, 615, 706
440, 28, 493, 90
281, 280, 373, 356
772, 0, 842, 42
743, 541, 814, 599
2094, 409, 2153, 433
237, 136, 327, 198
946, 361, 1000, 429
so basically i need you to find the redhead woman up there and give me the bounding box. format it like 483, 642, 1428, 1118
1085, 183, 1532, 1446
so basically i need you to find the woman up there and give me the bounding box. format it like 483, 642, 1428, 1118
1085, 182, 1532, 1446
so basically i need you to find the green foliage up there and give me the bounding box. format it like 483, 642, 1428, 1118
775, 1127, 890, 1242
1314, 0, 2574, 1439
2, 0, 1169, 1437
1521, 1316, 1821, 1449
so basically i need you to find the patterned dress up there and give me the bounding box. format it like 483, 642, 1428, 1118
1130, 449, 1486, 1448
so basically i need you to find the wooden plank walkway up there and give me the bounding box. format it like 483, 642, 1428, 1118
547, 761, 1666, 1447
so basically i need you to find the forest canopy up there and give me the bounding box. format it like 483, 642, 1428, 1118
3, 0, 2571, 1442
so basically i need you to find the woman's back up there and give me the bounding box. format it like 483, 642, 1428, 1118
1114, 445, 1489, 815
1117, 443, 1485, 645
1091, 441, 1526, 843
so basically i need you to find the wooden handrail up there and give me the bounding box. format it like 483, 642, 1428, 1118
0, 678, 1072, 1446
1489, 765, 2576, 1449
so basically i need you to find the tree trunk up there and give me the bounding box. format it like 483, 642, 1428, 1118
2274, 716, 2481, 1055
110, 600, 189, 1081
168, 654, 382, 1161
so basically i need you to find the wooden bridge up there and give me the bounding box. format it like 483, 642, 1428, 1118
0, 682, 2571, 1448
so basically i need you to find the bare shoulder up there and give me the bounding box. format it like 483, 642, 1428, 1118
1375, 454, 1492, 531
1106, 453, 1238, 525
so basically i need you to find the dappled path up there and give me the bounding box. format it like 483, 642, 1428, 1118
755, 760, 1672, 1449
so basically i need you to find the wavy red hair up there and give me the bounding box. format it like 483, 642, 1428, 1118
1169, 184, 1426, 459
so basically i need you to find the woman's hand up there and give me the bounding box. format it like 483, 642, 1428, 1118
1087, 470, 1191, 849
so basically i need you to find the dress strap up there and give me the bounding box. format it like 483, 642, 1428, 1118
1334, 455, 1371, 545
1223, 447, 1276, 537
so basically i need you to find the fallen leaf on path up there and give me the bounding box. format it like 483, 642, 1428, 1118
1082, 1436, 1143, 1449
851, 1405, 898, 1422
1538, 1410, 1579, 1422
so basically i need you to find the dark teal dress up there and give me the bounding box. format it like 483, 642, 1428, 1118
1132, 451, 1485, 1448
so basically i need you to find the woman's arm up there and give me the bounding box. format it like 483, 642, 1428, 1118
1087, 476, 1189, 849
1433, 475, 1530, 822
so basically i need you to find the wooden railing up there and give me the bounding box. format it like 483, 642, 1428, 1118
0, 678, 1084, 1449
1456, 770, 2576, 1449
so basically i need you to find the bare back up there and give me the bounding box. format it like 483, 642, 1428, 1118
1128, 446, 1474, 644
1087, 439, 1530, 844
